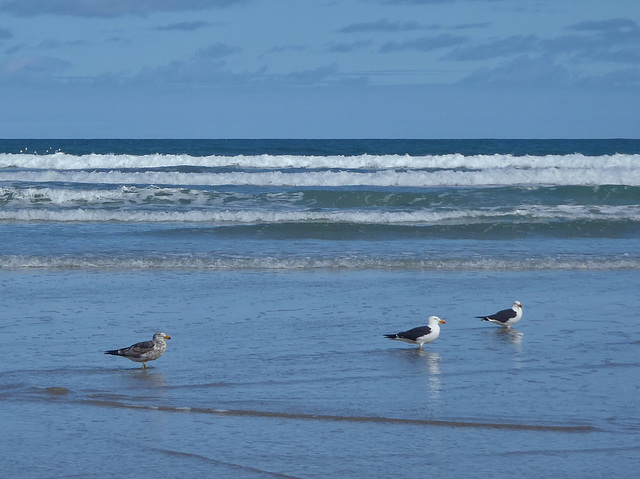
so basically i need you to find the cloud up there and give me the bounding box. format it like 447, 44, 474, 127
37, 39, 86, 50
135, 58, 250, 86
0, 27, 12, 40
4, 42, 25, 55
131, 42, 257, 87
459, 51, 640, 90
132, 48, 349, 88
0, 0, 247, 17
445, 35, 539, 61
576, 68, 640, 89
451, 22, 492, 30
0, 54, 71, 84
280, 63, 341, 86
196, 42, 242, 59
154, 21, 211, 32
446, 17, 640, 88
365, 16, 639, 81
339, 19, 428, 33
582, 47, 640, 65
544, 33, 640, 64
325, 40, 373, 53
380, 34, 468, 53
569, 18, 640, 34
554, 18, 640, 64
371, 0, 504, 4
267, 44, 307, 54
459, 55, 571, 87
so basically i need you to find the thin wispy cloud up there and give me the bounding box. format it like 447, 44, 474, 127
576, 67, 640, 88
267, 44, 307, 54
4, 42, 25, 55
459, 55, 570, 87
325, 40, 373, 53
380, 34, 468, 53
451, 22, 491, 30
135, 57, 259, 87
281, 63, 341, 86
569, 18, 640, 34
37, 39, 86, 50
154, 21, 211, 32
0, 0, 246, 17
373, 0, 505, 4
0, 54, 70, 83
445, 35, 539, 61
196, 42, 242, 59
544, 19, 640, 65
339, 19, 428, 33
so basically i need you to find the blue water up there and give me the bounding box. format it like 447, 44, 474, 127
1, 139, 639, 477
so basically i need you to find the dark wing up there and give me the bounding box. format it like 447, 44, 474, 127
477, 308, 516, 323
130, 339, 155, 350
123, 340, 156, 356
105, 340, 155, 357
396, 325, 432, 341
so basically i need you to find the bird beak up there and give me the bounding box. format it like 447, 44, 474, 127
165, 335, 171, 340
439, 319, 446, 324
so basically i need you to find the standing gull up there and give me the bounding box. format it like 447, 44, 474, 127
105, 332, 171, 369
476, 301, 523, 328
384, 316, 446, 350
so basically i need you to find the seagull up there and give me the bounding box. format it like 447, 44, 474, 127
105, 332, 171, 369
476, 301, 523, 328
384, 316, 446, 350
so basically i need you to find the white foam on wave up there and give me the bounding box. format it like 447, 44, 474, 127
1, 152, 639, 171
1, 204, 638, 224
2, 165, 639, 187
2, 254, 639, 271
1, 186, 129, 204
0, 185, 210, 206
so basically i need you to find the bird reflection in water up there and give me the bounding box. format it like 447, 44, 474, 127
410, 349, 442, 405
496, 327, 523, 348
129, 369, 168, 388
495, 328, 524, 369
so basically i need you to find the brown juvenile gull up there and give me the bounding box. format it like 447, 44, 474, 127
384, 316, 446, 350
105, 332, 171, 369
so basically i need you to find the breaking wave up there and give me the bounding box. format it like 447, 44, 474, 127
2, 254, 639, 271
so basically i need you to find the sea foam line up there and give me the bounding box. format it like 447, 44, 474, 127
2, 255, 639, 271
1, 205, 639, 224
1, 152, 639, 170
2, 167, 640, 186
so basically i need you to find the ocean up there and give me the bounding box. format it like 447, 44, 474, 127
1, 138, 639, 477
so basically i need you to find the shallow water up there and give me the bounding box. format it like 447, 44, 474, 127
1, 268, 639, 478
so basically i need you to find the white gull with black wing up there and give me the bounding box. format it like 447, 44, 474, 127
105, 331, 171, 369
384, 316, 446, 350
476, 301, 523, 328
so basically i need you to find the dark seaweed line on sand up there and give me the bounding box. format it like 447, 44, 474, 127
85, 399, 595, 433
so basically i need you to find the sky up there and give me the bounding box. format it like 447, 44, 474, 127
0, 0, 638, 138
